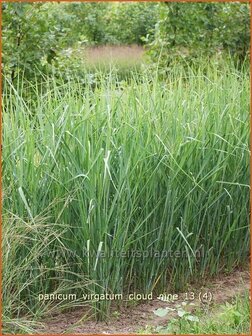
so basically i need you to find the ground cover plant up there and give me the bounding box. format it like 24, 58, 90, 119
2, 59, 250, 331
140, 293, 250, 334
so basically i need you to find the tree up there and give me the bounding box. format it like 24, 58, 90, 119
148, 2, 250, 66
2, 3, 78, 81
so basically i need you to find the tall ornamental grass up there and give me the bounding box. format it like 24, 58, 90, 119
3, 61, 250, 322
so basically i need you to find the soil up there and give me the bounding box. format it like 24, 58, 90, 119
38, 268, 250, 334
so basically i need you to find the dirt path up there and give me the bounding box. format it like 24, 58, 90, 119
38, 268, 250, 334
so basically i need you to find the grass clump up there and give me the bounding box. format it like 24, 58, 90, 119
3, 60, 250, 321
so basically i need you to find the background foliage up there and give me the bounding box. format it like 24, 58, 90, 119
148, 2, 250, 66
2, 2, 250, 81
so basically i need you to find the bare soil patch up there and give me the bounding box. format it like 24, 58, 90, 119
38, 268, 250, 334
